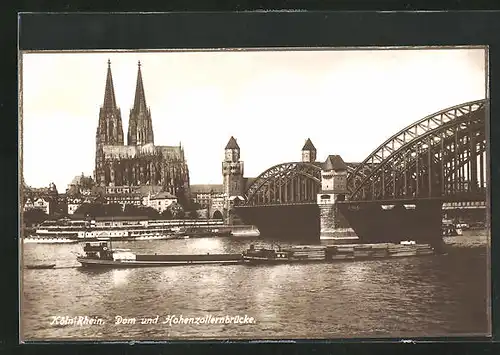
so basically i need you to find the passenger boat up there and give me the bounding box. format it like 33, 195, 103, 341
29, 218, 226, 242
230, 226, 260, 238
134, 234, 170, 241
23, 236, 79, 244
75, 240, 244, 268
29, 219, 80, 241
242, 242, 436, 264
174, 227, 231, 238
442, 219, 463, 236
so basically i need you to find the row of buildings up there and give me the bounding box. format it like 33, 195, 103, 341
23, 179, 179, 216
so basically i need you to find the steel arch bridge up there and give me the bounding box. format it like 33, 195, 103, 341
348, 99, 487, 201
243, 99, 487, 206
244, 162, 322, 206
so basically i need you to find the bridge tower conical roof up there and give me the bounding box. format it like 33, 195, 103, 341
225, 136, 240, 149
323, 155, 348, 171
302, 138, 316, 151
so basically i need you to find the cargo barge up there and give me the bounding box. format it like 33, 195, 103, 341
242, 242, 435, 264
76, 241, 243, 268
76, 240, 436, 268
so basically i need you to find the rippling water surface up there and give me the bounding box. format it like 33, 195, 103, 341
21, 231, 490, 341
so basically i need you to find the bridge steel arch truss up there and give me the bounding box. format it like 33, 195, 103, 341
244, 162, 322, 206
347, 99, 487, 201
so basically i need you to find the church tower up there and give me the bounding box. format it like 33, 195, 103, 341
302, 138, 317, 163
128, 61, 154, 146
95, 59, 124, 184
222, 136, 244, 198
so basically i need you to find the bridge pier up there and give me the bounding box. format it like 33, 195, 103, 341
317, 155, 354, 240
337, 199, 444, 248
318, 203, 354, 240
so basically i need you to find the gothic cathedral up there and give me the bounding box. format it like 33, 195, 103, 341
94, 60, 190, 201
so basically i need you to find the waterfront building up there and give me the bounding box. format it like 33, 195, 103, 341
23, 182, 59, 215
190, 184, 225, 209
102, 185, 157, 207
65, 185, 104, 214
145, 191, 178, 213
210, 195, 227, 219
67, 196, 85, 215
66, 174, 95, 195
94, 60, 190, 204
24, 197, 52, 215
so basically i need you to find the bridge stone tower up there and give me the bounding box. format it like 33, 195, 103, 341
317, 155, 352, 240
222, 136, 244, 223
302, 138, 317, 163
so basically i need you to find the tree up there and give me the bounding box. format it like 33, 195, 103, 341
137, 206, 160, 219
103, 203, 123, 216
123, 204, 141, 216
23, 209, 49, 226
51, 210, 68, 220
74, 203, 105, 218
190, 202, 202, 211
52, 197, 68, 217
188, 210, 199, 219
175, 187, 189, 209
161, 209, 173, 220
124, 204, 160, 219
176, 210, 186, 219
168, 202, 184, 218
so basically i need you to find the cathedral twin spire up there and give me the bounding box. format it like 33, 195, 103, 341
132, 61, 148, 115
97, 59, 124, 146
99, 60, 154, 147
128, 61, 154, 146
102, 59, 118, 112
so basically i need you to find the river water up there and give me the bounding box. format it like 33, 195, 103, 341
21, 231, 490, 341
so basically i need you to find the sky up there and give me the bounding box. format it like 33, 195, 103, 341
20, 48, 487, 190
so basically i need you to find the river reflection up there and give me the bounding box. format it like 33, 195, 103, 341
112, 269, 131, 287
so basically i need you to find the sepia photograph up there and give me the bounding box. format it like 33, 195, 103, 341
19, 48, 490, 341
